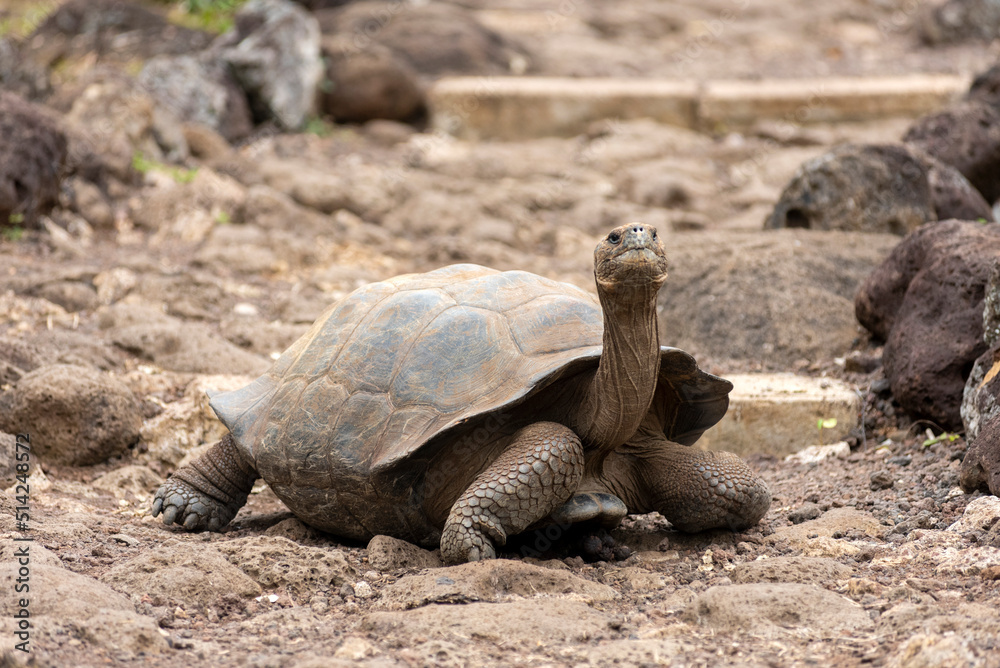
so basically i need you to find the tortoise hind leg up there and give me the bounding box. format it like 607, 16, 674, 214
151, 433, 259, 531
440, 422, 584, 564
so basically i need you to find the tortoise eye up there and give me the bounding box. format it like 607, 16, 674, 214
607, 231, 621, 244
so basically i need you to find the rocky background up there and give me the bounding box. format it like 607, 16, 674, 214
0, 0, 1000, 666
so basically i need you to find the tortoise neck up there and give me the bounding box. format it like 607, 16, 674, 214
585, 426, 674, 515
576, 277, 662, 458
581, 449, 652, 514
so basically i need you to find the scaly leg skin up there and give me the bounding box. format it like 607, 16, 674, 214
440, 422, 585, 564
151, 433, 259, 531
653, 442, 771, 533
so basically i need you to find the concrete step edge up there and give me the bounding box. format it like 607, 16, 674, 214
428, 74, 970, 139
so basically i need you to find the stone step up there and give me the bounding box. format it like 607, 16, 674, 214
428, 74, 968, 140
699, 75, 967, 131
697, 373, 860, 458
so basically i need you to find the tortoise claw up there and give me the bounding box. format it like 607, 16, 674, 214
151, 477, 236, 532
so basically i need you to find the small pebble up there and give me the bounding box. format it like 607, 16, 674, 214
354, 581, 374, 599
788, 503, 823, 524
870, 470, 895, 490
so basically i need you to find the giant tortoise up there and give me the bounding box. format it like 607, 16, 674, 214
153, 223, 771, 562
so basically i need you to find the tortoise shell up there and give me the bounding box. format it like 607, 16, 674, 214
209, 264, 731, 535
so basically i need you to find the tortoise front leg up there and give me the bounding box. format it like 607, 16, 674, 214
151, 433, 259, 531
651, 442, 771, 533
440, 422, 584, 563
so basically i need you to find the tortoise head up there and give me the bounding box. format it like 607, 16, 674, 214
594, 223, 668, 291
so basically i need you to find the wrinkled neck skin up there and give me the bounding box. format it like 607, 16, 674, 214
574, 275, 663, 469
578, 422, 664, 514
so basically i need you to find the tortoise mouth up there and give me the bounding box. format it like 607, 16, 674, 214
615, 247, 660, 263
599, 246, 668, 284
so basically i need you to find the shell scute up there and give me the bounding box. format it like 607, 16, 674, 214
506, 294, 603, 357
439, 269, 591, 313
283, 280, 399, 381
389, 304, 520, 413
336, 288, 456, 395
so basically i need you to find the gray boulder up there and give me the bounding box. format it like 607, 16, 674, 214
766, 143, 992, 234
139, 55, 254, 143
0, 364, 141, 466
905, 101, 1000, 204
320, 37, 426, 123
316, 2, 525, 76
101, 543, 261, 610
968, 62, 1000, 111
857, 220, 1000, 430
218, 0, 323, 129
919, 0, 1000, 45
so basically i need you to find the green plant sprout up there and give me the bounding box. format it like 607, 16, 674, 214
132, 152, 198, 184
2, 226, 24, 242
166, 0, 249, 34
922, 432, 960, 447
816, 417, 837, 445
304, 117, 335, 137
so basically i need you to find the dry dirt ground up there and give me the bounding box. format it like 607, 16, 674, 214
1, 1, 1000, 667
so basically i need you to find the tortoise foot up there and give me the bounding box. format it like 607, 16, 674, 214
653, 443, 771, 533
152, 476, 236, 531
441, 422, 584, 564
151, 434, 258, 532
